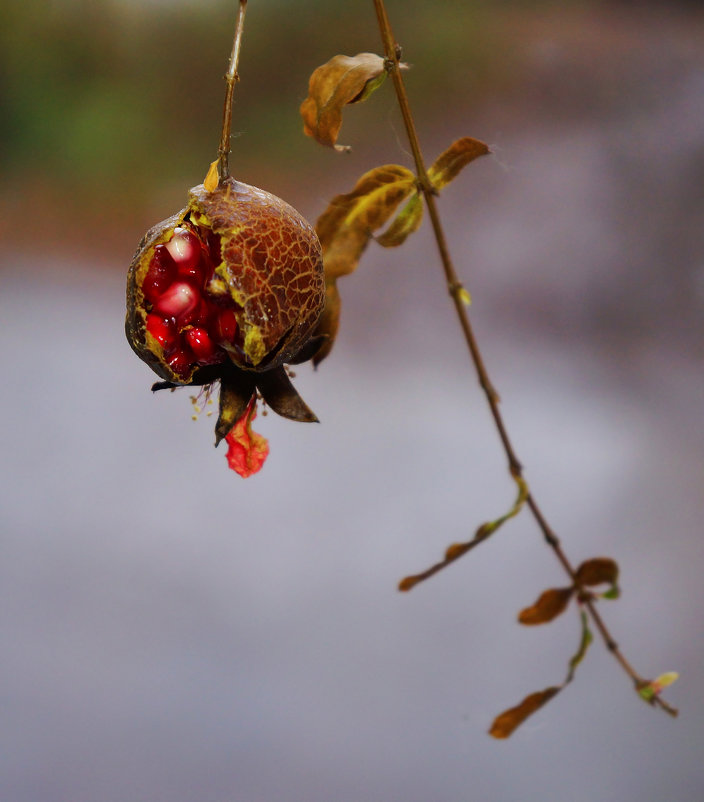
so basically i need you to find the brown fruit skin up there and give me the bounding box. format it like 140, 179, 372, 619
126, 177, 325, 384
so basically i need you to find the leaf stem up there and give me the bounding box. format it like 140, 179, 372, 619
218, 0, 248, 181
372, 0, 676, 718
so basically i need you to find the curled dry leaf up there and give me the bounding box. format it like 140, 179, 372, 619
304, 281, 341, 367
376, 193, 423, 248
301, 53, 400, 151
427, 136, 490, 191
575, 557, 619, 588
518, 587, 574, 625
310, 164, 416, 364
315, 163, 416, 277
489, 687, 561, 739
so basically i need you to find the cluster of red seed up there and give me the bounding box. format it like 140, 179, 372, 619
141, 224, 242, 379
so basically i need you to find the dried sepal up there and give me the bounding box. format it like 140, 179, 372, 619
255, 367, 318, 423
489, 687, 561, 739
300, 53, 404, 151
518, 587, 574, 625
427, 137, 490, 191
203, 159, 219, 192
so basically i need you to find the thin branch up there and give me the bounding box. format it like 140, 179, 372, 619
372, 0, 676, 718
218, 0, 248, 181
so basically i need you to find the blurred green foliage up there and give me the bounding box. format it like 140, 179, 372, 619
6, 0, 634, 261
1, 0, 585, 200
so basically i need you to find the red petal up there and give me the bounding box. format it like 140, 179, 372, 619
224, 397, 269, 478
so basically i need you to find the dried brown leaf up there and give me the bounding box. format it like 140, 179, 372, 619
518, 587, 574, 625
489, 687, 561, 739
315, 164, 416, 279
310, 281, 341, 367
300, 53, 393, 151
309, 165, 415, 365
575, 558, 619, 587
427, 137, 490, 191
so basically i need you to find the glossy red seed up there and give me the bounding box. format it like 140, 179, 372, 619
213, 308, 238, 343
176, 256, 208, 288
167, 228, 208, 287
166, 227, 200, 268
142, 246, 176, 304
189, 298, 212, 328
145, 314, 178, 351
185, 327, 218, 362
153, 282, 199, 324
167, 347, 194, 378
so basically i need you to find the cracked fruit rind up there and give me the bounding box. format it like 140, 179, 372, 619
126, 177, 326, 385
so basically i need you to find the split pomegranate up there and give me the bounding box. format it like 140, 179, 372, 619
126, 177, 326, 386
126, 176, 325, 475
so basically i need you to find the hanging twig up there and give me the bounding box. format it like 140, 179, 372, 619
371, 0, 676, 718
218, 0, 248, 181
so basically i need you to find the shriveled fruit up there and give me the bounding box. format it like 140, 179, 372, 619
126, 177, 326, 385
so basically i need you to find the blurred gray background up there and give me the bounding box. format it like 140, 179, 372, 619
1, 1, 703, 800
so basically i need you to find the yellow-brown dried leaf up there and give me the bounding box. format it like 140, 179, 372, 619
376, 193, 423, 248
316, 164, 416, 279
308, 165, 415, 365
300, 53, 390, 151
489, 687, 561, 739
428, 137, 490, 191
575, 557, 619, 587
310, 281, 341, 367
518, 587, 574, 625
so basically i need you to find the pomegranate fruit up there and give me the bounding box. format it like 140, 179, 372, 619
126, 176, 327, 464
127, 177, 325, 384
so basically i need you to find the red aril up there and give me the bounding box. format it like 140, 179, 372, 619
145, 314, 178, 351
166, 227, 201, 270
153, 281, 199, 324
189, 297, 213, 329
141, 246, 176, 304
185, 327, 218, 363
167, 347, 194, 378
213, 308, 238, 344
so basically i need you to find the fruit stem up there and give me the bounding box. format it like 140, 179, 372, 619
218, 0, 248, 181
